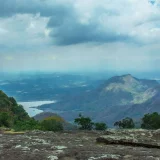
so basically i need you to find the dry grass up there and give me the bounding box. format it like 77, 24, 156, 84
4, 130, 25, 134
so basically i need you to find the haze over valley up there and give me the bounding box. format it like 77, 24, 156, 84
0, 72, 160, 126
2, 1, 160, 159
1, 0, 160, 124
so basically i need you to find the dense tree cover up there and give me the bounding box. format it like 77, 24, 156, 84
0, 112, 11, 127
74, 114, 107, 131
0, 90, 30, 128
141, 112, 160, 129
114, 117, 135, 129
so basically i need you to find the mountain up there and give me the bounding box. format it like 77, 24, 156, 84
38, 74, 160, 126
124, 86, 160, 119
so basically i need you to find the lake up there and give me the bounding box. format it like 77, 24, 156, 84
18, 101, 56, 117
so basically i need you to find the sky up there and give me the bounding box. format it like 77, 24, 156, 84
0, 0, 160, 73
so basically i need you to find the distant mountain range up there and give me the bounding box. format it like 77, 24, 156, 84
38, 74, 160, 126
0, 73, 103, 101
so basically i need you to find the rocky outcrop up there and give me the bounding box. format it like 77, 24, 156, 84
97, 129, 160, 149
1, 130, 160, 160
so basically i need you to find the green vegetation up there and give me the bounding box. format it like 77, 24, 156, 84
94, 122, 107, 131
114, 113, 160, 130
0, 90, 30, 128
141, 112, 160, 129
40, 116, 64, 131
13, 119, 40, 131
13, 117, 64, 132
2, 90, 160, 132
0, 90, 64, 132
74, 114, 94, 130
114, 117, 135, 129
0, 112, 11, 127
41, 119, 63, 131
74, 114, 107, 131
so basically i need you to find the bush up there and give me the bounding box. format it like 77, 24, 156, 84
141, 112, 160, 129
40, 119, 63, 132
12, 105, 29, 121
94, 122, 107, 131
74, 114, 94, 130
0, 112, 11, 127
114, 117, 135, 129
13, 118, 40, 131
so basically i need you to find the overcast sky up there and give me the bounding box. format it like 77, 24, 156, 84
0, 0, 160, 73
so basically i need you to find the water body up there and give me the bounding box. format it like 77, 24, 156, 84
18, 101, 56, 117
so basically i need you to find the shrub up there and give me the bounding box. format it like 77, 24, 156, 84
0, 112, 11, 127
74, 114, 94, 130
45, 116, 65, 123
40, 119, 63, 132
141, 112, 160, 129
114, 117, 135, 129
94, 122, 107, 131
13, 118, 40, 131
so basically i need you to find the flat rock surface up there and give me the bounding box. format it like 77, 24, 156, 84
0, 130, 160, 160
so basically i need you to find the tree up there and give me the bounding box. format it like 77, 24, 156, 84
9, 97, 17, 106
94, 122, 107, 131
114, 117, 135, 129
13, 118, 40, 131
0, 112, 11, 127
12, 105, 29, 121
114, 121, 122, 128
141, 112, 160, 129
74, 114, 94, 130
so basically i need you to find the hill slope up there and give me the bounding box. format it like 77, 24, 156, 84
0, 90, 30, 127
38, 75, 160, 125
125, 86, 160, 119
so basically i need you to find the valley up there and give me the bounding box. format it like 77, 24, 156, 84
1, 72, 160, 126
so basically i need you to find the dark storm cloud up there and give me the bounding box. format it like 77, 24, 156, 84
47, 17, 129, 45
0, 0, 129, 45
0, 0, 159, 46
0, 0, 70, 17
1, 0, 160, 72
47, 7, 129, 45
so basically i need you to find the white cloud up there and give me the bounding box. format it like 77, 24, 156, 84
0, 14, 50, 49
0, 0, 160, 72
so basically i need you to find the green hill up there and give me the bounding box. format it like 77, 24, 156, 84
0, 90, 67, 131
0, 90, 30, 128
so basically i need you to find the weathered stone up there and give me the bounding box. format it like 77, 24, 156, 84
97, 129, 160, 149
48, 155, 58, 160
0, 130, 160, 160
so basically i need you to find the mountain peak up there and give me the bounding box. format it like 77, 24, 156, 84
122, 74, 132, 77
121, 74, 138, 83
105, 74, 137, 85
121, 74, 134, 78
